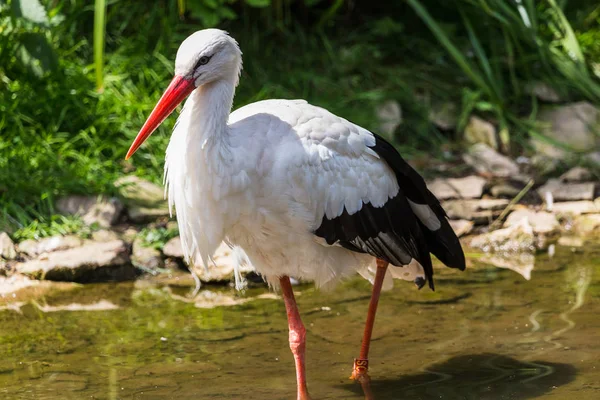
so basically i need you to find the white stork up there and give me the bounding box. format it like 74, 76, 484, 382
126, 29, 465, 400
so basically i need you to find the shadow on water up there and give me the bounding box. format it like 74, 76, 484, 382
341, 354, 576, 400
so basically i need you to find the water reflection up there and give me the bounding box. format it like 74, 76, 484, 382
0, 245, 598, 399
342, 353, 576, 400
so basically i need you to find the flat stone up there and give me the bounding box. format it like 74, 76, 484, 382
536, 179, 595, 201
504, 209, 560, 250
192, 243, 255, 283
16, 240, 134, 282
490, 183, 521, 198
0, 232, 17, 260
427, 175, 486, 200
449, 219, 474, 237
557, 236, 585, 247
376, 100, 402, 136
91, 229, 120, 242
464, 116, 497, 149
572, 214, 600, 236
531, 154, 561, 175
525, 81, 562, 103
470, 218, 535, 253
56, 195, 123, 227
114, 175, 169, 222
18, 235, 83, 257
0, 276, 80, 311
504, 210, 560, 235
429, 101, 458, 131
584, 151, 600, 167
132, 238, 164, 273
559, 166, 593, 182
193, 290, 278, 309
442, 199, 509, 223
163, 236, 184, 259
552, 201, 599, 215
463, 143, 519, 178
532, 102, 600, 159
120, 227, 139, 244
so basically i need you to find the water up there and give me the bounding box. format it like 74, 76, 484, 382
1, 246, 599, 400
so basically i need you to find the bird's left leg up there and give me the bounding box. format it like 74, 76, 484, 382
350, 258, 389, 397
280, 276, 312, 400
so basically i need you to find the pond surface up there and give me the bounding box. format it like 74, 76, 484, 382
1, 246, 599, 400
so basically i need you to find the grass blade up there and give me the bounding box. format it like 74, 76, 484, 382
94, 0, 107, 92
407, 0, 489, 96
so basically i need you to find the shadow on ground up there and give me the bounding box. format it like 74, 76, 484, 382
341, 353, 576, 400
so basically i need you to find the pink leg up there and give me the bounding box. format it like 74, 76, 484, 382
350, 258, 389, 399
280, 276, 312, 400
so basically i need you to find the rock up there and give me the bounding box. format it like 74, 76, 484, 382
163, 236, 184, 259
120, 227, 139, 244
464, 116, 498, 149
490, 183, 521, 198
559, 166, 593, 182
114, 175, 169, 222
442, 199, 509, 224
0, 275, 40, 297
470, 218, 535, 253
192, 290, 277, 309
557, 236, 585, 247
56, 195, 123, 227
18, 235, 83, 257
449, 220, 474, 237
0, 232, 17, 260
584, 152, 600, 167
504, 210, 559, 235
427, 175, 486, 200
132, 238, 164, 273
572, 214, 600, 237
191, 242, 255, 283
376, 100, 402, 135
162, 239, 254, 283
532, 102, 600, 159
552, 201, 599, 216
531, 154, 561, 175
525, 81, 561, 103
504, 209, 560, 250
91, 229, 120, 242
463, 143, 520, 178
429, 101, 458, 131
16, 240, 135, 282
536, 179, 595, 201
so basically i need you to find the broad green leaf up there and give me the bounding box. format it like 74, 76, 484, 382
11, 0, 48, 25
17, 32, 57, 77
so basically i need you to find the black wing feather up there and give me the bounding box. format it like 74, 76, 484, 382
371, 133, 465, 271
313, 132, 465, 291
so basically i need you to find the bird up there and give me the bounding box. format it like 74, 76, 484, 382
126, 29, 465, 400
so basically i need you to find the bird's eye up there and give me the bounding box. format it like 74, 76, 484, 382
197, 56, 210, 67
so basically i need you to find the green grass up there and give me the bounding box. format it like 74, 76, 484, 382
1, 0, 600, 237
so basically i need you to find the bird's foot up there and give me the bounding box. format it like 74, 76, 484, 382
350, 359, 375, 399
349, 358, 370, 383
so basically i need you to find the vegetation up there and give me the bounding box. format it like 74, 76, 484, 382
1, 0, 600, 235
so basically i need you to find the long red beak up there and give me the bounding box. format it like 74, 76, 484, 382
126, 75, 195, 160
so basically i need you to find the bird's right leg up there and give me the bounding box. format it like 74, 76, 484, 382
350, 258, 389, 399
280, 276, 312, 400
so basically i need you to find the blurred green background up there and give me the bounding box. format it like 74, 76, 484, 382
1, 0, 600, 235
